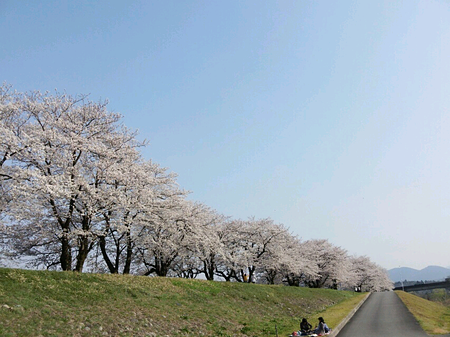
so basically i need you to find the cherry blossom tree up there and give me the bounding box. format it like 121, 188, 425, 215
240, 218, 298, 283
213, 218, 295, 283
93, 158, 182, 274
349, 255, 393, 291
258, 231, 299, 285
0, 85, 31, 220
300, 239, 352, 288
369, 265, 393, 291
1, 88, 145, 271
135, 200, 215, 277
260, 235, 319, 286
212, 220, 249, 281
189, 212, 229, 280
166, 208, 228, 280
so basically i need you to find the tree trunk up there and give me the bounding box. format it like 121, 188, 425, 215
75, 235, 90, 272
265, 269, 277, 285
60, 233, 72, 271
99, 235, 117, 273
123, 230, 133, 274
154, 255, 169, 277
203, 261, 215, 281
74, 216, 92, 272
248, 265, 256, 283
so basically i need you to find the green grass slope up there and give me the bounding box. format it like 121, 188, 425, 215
396, 290, 450, 335
0, 268, 366, 337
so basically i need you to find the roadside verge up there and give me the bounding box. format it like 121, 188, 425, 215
329, 292, 371, 337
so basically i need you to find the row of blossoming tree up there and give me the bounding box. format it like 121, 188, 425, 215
0, 85, 392, 291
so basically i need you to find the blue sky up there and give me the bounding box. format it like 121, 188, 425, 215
2, 0, 449, 270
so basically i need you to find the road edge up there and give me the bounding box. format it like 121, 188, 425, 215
329, 292, 371, 337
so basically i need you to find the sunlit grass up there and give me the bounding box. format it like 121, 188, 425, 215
396, 290, 450, 335
1, 268, 365, 337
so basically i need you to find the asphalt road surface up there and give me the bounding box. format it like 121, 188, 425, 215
337, 291, 428, 336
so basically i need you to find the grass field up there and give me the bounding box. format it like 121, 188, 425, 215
0, 268, 366, 337
396, 290, 450, 335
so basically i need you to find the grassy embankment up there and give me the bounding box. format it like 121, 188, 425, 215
0, 268, 366, 337
396, 290, 450, 335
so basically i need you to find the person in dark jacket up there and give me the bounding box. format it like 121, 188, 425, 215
300, 318, 312, 335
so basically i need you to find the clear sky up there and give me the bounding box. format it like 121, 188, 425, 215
1, 0, 449, 270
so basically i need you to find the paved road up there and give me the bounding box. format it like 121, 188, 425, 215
337, 291, 428, 336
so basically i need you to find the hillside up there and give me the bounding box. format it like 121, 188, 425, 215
396, 291, 450, 335
0, 268, 366, 337
388, 266, 450, 282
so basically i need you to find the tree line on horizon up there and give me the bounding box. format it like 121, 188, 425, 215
0, 84, 392, 291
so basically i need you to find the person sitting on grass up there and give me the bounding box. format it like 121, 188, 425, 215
300, 318, 312, 335
314, 317, 331, 335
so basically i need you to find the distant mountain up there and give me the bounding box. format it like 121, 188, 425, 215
388, 265, 450, 282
